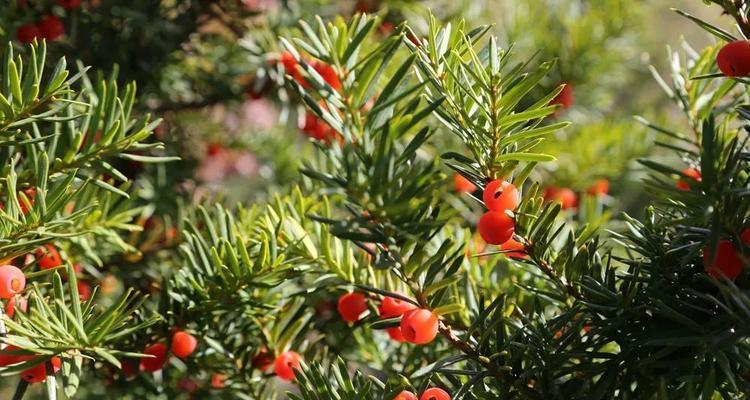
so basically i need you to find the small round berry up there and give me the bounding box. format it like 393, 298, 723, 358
586, 179, 609, 197
420, 387, 451, 400
386, 327, 407, 342
55, 0, 82, 9
279, 52, 306, 86
557, 188, 578, 210
677, 168, 702, 191
552, 83, 574, 109
717, 40, 750, 77
121, 359, 138, 378
379, 295, 416, 318
0, 345, 31, 367
211, 373, 226, 388
38, 15, 65, 41
36, 244, 62, 270
252, 348, 274, 371
400, 309, 439, 345
452, 173, 476, 194
77, 281, 91, 301
313, 61, 341, 90
478, 211, 515, 245
500, 238, 527, 259
703, 240, 744, 280
337, 292, 368, 322
16, 24, 40, 44
482, 180, 520, 212
394, 390, 418, 400
140, 343, 168, 372
274, 351, 302, 381
0, 265, 26, 299
21, 356, 61, 383
5, 295, 28, 319
171, 331, 197, 359
18, 187, 36, 214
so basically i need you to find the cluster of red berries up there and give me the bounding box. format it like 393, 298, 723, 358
337, 291, 440, 345
717, 40, 750, 77
138, 330, 198, 373
542, 179, 609, 211
477, 179, 521, 246
394, 387, 451, 400
15, 0, 80, 43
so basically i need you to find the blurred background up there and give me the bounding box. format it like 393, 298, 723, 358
0, 0, 735, 398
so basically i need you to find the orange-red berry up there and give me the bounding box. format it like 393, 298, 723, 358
379, 295, 416, 318
36, 244, 62, 270
21, 356, 61, 383
677, 168, 701, 191
387, 327, 407, 342
211, 373, 226, 388
0, 345, 32, 367
717, 40, 750, 77
274, 351, 302, 381
586, 179, 609, 196
420, 387, 451, 400
18, 187, 36, 214
394, 391, 418, 400
38, 15, 65, 41
140, 343, 168, 372
0, 265, 26, 299
16, 24, 40, 44
313, 61, 341, 90
452, 173, 476, 194
552, 83, 574, 110
703, 240, 744, 280
400, 309, 439, 345
482, 180, 520, 212
337, 292, 368, 322
478, 211, 515, 245
171, 331, 198, 359
252, 348, 274, 371
5, 295, 27, 319
500, 238, 527, 259
77, 281, 91, 301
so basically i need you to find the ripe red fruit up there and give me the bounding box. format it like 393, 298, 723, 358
5, 295, 27, 319
586, 179, 609, 196
478, 211, 515, 245
452, 173, 476, 194
279, 52, 306, 86
140, 343, 168, 372
16, 24, 40, 44
18, 187, 36, 214
171, 331, 198, 359
121, 359, 138, 378
302, 112, 340, 144
545, 187, 578, 210
387, 327, 407, 342
677, 168, 701, 191
400, 308, 439, 345
420, 387, 451, 400
38, 15, 65, 41
337, 292, 368, 322
703, 240, 745, 280
55, 0, 82, 9
552, 83, 574, 109
211, 373, 226, 388
274, 351, 302, 381
0, 345, 32, 367
252, 348, 274, 371
36, 244, 62, 270
717, 40, 750, 77
0, 265, 26, 299
500, 238, 527, 259
379, 295, 416, 318
313, 61, 342, 90
394, 391, 418, 400
77, 281, 91, 301
21, 356, 61, 383
483, 180, 520, 212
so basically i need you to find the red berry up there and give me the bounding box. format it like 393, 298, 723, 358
552, 83, 574, 109
38, 15, 65, 41
337, 292, 368, 322
55, 0, 82, 9
0, 265, 26, 299
478, 211, 515, 245
279, 52, 307, 87
703, 240, 744, 280
586, 179, 609, 196
400, 308, 439, 345
379, 295, 416, 318
302, 112, 340, 144
18, 187, 36, 214
741, 228, 750, 245
453, 173, 476, 194
420, 387, 451, 400
121, 359, 138, 378
274, 351, 302, 381
16, 24, 40, 44
386, 327, 407, 342
5, 295, 27, 319
482, 180, 520, 212
36, 244, 62, 270
77, 281, 91, 301
21, 356, 61, 383
677, 168, 701, 191
717, 40, 750, 77
0, 345, 32, 367
211, 373, 226, 388
500, 238, 527, 259
312, 61, 341, 90
394, 391, 418, 400
171, 331, 198, 359
206, 142, 223, 156
252, 348, 274, 371
140, 343, 168, 372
